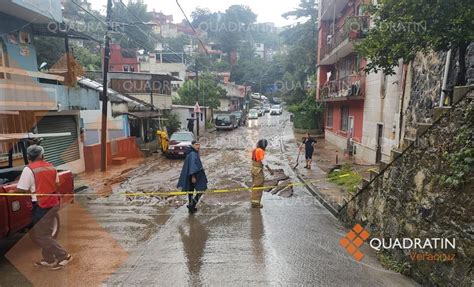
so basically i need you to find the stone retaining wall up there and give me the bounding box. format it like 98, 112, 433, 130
339, 94, 473, 285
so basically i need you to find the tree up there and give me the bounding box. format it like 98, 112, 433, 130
278, 0, 318, 104
177, 74, 226, 109
112, 0, 158, 51
356, 0, 474, 85
216, 5, 257, 60
34, 37, 65, 68
72, 45, 101, 71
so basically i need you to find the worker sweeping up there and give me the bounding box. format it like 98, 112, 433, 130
300, 133, 316, 169
251, 139, 273, 208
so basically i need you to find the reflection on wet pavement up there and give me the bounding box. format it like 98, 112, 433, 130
1, 112, 417, 286
179, 216, 208, 285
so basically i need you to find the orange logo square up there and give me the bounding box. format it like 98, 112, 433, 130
339, 224, 370, 261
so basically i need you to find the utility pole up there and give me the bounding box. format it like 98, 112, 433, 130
100, 0, 113, 172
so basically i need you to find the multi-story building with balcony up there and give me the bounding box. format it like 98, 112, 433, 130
317, 0, 403, 164
0, 0, 102, 173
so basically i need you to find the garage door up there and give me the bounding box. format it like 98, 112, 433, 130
37, 116, 80, 166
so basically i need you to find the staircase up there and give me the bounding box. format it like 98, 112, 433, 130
340, 85, 474, 212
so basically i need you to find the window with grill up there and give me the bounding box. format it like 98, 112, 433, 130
341, 106, 349, 131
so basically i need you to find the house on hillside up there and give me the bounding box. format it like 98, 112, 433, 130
139, 51, 186, 97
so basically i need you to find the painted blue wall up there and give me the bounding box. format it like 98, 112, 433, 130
0, 13, 39, 72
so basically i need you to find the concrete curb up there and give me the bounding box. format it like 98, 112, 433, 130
296, 174, 340, 217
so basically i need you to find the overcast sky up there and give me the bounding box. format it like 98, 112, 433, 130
89, 0, 303, 27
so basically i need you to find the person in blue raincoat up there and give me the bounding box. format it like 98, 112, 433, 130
177, 140, 208, 213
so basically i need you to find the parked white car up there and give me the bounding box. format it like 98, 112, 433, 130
270, 105, 283, 115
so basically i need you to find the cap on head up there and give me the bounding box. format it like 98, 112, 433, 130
27, 145, 44, 162
192, 140, 199, 145
257, 139, 268, 150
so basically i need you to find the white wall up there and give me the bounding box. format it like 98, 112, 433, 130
218, 98, 231, 111
133, 94, 172, 110
359, 65, 403, 163
172, 106, 209, 131
80, 102, 127, 146
140, 62, 186, 97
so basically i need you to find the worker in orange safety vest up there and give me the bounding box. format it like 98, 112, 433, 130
250, 139, 273, 208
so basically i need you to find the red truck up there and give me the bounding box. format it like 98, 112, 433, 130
0, 136, 74, 241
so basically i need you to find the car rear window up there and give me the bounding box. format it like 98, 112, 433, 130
170, 133, 193, 141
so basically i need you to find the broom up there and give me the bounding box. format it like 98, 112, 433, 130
293, 146, 303, 170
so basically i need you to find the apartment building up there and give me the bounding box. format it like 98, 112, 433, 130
316, 0, 403, 163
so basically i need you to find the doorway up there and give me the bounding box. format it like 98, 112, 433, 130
347, 116, 355, 155
376, 124, 383, 163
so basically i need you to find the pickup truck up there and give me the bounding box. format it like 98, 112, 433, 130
0, 138, 74, 241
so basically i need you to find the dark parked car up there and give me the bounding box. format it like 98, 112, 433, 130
166, 131, 194, 158
231, 111, 245, 126
215, 114, 238, 130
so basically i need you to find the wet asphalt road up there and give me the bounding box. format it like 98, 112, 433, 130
0, 111, 417, 286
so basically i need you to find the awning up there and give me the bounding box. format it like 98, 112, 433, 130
127, 111, 162, 119
108, 72, 181, 82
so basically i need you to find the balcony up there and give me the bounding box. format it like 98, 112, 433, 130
320, 16, 369, 65
320, 0, 350, 21
318, 74, 366, 102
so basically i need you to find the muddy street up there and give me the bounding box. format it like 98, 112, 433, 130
1, 112, 416, 286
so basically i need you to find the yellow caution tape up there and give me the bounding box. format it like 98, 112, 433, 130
0, 173, 352, 198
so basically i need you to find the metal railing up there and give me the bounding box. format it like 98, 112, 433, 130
320, 16, 369, 60
319, 74, 366, 100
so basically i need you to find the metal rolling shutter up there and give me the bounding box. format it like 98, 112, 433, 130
37, 116, 80, 166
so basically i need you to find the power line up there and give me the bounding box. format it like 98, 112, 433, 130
175, 0, 209, 56
70, 0, 154, 52
117, 0, 184, 57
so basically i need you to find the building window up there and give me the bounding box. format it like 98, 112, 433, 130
171, 72, 179, 77
340, 106, 349, 132
0, 47, 4, 79
123, 65, 130, 72
19, 31, 30, 44
326, 106, 333, 127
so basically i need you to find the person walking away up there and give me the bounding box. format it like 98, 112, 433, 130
16, 145, 72, 270
300, 133, 316, 169
177, 140, 208, 213
251, 139, 273, 208
187, 115, 195, 133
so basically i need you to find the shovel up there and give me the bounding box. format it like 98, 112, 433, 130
293, 147, 302, 170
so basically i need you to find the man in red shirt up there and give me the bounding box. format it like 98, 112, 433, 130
17, 145, 72, 270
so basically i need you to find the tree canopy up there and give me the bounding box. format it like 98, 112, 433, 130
177, 74, 226, 109
356, 0, 474, 85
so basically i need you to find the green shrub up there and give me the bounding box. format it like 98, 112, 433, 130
328, 164, 363, 193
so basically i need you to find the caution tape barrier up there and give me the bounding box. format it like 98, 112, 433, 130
0, 174, 352, 198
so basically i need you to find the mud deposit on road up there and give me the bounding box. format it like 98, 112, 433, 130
107, 147, 294, 208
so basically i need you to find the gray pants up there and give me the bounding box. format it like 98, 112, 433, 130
30, 204, 68, 263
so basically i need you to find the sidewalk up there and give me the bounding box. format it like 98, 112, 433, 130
291, 134, 367, 214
